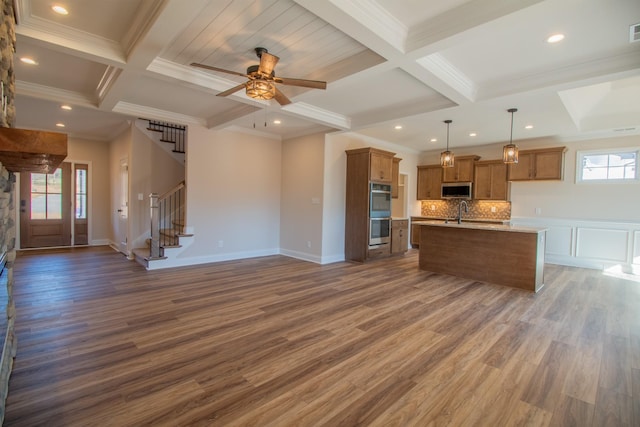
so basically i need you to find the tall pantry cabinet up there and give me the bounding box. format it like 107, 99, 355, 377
345, 147, 396, 262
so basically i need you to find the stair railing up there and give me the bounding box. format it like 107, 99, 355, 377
149, 181, 185, 259
143, 119, 186, 153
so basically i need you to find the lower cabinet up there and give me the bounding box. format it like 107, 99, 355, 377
410, 223, 421, 248
392, 219, 408, 254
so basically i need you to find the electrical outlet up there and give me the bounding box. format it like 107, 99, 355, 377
218, 240, 224, 248
430, 204, 436, 211
307, 241, 311, 248
535, 207, 542, 216
491, 206, 496, 213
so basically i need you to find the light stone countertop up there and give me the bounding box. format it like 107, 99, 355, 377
413, 220, 547, 234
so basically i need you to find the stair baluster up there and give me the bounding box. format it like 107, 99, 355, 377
149, 181, 186, 259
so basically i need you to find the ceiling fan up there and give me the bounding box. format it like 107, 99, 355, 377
190, 47, 327, 105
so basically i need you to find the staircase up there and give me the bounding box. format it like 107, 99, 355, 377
132, 181, 193, 269
143, 119, 186, 154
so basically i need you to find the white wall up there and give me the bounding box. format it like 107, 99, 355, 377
174, 126, 281, 265
280, 132, 325, 263
67, 138, 110, 244
322, 132, 421, 263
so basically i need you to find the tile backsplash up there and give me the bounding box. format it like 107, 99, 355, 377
420, 200, 511, 221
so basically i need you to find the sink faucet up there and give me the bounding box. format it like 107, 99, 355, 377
458, 200, 469, 224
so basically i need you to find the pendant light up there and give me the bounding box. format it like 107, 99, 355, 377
503, 108, 519, 164
440, 119, 454, 168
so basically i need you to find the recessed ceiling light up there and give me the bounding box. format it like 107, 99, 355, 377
55, 123, 65, 128
61, 105, 72, 111
547, 33, 565, 43
394, 125, 402, 130
52, 5, 69, 15
430, 138, 437, 142
525, 125, 533, 129
273, 119, 281, 124
469, 132, 477, 137
20, 57, 37, 65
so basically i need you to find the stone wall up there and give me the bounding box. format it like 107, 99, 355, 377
0, 163, 15, 423
0, 0, 15, 128
0, 0, 17, 422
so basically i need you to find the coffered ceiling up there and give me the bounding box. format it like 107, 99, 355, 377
12, 0, 640, 152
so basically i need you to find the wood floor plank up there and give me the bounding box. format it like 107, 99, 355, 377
3, 246, 638, 426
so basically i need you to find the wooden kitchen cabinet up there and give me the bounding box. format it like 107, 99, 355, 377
474, 160, 509, 200
391, 219, 408, 254
417, 165, 442, 200
411, 222, 421, 248
344, 147, 396, 262
442, 155, 480, 182
392, 157, 402, 198
508, 147, 566, 181
369, 150, 394, 183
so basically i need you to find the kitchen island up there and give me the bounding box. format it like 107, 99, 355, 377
415, 221, 547, 292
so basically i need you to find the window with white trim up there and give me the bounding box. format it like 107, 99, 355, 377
576, 148, 638, 182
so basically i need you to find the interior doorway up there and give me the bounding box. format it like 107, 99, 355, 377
116, 158, 129, 255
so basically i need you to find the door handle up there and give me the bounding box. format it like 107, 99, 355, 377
117, 209, 123, 212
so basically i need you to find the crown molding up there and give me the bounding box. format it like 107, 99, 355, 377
14, 3, 125, 65
120, 0, 167, 57
147, 57, 237, 93
96, 66, 122, 104
329, 0, 407, 53
477, 48, 640, 100
112, 101, 206, 127
282, 102, 351, 130
417, 53, 477, 102
406, 0, 545, 52
16, 80, 96, 107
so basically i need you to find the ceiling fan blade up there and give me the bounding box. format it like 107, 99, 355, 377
275, 77, 327, 90
258, 52, 279, 76
274, 87, 291, 106
190, 62, 248, 78
217, 83, 246, 97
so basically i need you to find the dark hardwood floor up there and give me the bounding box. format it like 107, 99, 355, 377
4, 246, 639, 426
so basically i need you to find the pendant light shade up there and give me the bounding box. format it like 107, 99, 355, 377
441, 119, 455, 168
503, 108, 519, 164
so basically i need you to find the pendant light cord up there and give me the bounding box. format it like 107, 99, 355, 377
508, 108, 517, 143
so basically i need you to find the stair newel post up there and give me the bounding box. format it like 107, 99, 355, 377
149, 192, 160, 259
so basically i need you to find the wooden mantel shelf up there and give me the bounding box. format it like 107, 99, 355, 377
0, 127, 67, 173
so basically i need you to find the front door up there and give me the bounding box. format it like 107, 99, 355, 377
20, 163, 72, 248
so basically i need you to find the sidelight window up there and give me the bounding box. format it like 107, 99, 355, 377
75, 166, 87, 219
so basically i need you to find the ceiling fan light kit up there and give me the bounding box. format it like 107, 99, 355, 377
191, 47, 326, 105
441, 119, 455, 168
245, 80, 276, 100
503, 108, 519, 164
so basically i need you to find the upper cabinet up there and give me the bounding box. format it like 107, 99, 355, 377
417, 165, 442, 200
392, 157, 402, 198
474, 160, 508, 200
442, 155, 480, 182
508, 147, 567, 181
369, 149, 394, 183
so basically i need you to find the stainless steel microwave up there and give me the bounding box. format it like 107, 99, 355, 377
441, 182, 472, 199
